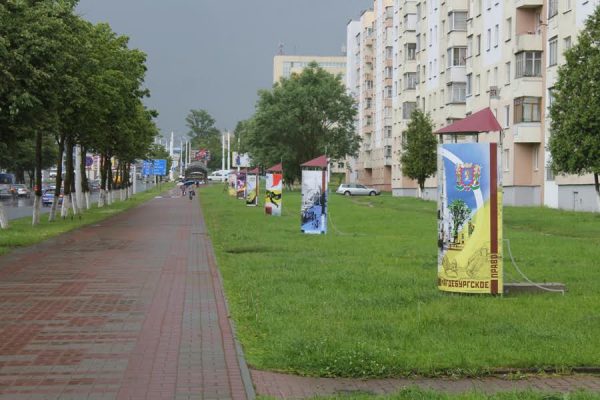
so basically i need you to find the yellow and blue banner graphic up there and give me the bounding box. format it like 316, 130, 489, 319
265, 172, 282, 216
437, 143, 503, 294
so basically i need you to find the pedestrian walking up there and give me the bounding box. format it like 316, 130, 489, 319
188, 188, 195, 200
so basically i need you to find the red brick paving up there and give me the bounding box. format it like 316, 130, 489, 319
251, 369, 600, 398
0, 190, 250, 400
2, 189, 600, 400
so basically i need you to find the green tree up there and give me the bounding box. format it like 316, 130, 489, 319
245, 62, 359, 183
185, 109, 222, 170
400, 109, 437, 198
548, 5, 600, 211
448, 199, 471, 242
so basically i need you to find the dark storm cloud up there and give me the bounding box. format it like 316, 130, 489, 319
76, 1, 372, 138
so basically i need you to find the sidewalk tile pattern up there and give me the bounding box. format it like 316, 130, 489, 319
0, 191, 249, 400
252, 370, 600, 398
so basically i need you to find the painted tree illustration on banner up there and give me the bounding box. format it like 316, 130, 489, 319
448, 199, 471, 242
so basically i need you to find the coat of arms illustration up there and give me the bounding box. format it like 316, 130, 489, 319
455, 163, 481, 191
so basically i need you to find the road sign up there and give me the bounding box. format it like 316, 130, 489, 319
142, 161, 153, 176
153, 159, 167, 176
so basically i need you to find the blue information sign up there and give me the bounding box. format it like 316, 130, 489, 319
153, 159, 167, 176
142, 160, 153, 176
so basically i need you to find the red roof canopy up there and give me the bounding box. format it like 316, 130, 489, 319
248, 167, 259, 174
266, 163, 283, 172
300, 155, 328, 168
436, 107, 502, 134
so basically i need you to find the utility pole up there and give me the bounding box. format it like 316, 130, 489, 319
227, 132, 231, 171
169, 131, 174, 181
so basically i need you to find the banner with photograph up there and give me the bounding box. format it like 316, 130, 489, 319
228, 173, 237, 196
246, 173, 258, 206
437, 143, 503, 294
301, 170, 327, 234
265, 172, 283, 216
236, 172, 246, 200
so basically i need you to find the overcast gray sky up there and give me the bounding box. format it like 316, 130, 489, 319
76, 1, 372, 139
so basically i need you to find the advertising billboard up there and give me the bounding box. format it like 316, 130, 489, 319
437, 143, 503, 294
301, 170, 327, 234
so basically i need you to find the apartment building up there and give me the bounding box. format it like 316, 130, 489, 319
348, 0, 599, 211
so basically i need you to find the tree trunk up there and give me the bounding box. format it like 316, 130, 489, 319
106, 155, 113, 205
98, 154, 106, 208
417, 180, 425, 200
594, 172, 600, 213
49, 135, 65, 222
80, 146, 89, 210
15, 169, 25, 184
32, 131, 43, 226
62, 137, 74, 219
0, 202, 9, 229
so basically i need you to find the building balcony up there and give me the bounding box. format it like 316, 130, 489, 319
446, 66, 467, 83
363, 140, 372, 151
363, 159, 373, 169
385, 18, 393, 28
514, 33, 542, 53
364, 88, 374, 98
384, 156, 393, 166
365, 36, 374, 47
364, 55, 373, 64
511, 77, 543, 98
515, 0, 543, 8
363, 124, 373, 134
384, 137, 393, 147
385, 58, 393, 68
363, 72, 373, 81
513, 123, 542, 143
385, 77, 393, 86
385, 98, 393, 108
446, 0, 468, 13
447, 31, 468, 48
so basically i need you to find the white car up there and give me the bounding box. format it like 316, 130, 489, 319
207, 170, 230, 181
336, 183, 380, 196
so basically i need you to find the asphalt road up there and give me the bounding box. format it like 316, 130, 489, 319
1, 180, 156, 221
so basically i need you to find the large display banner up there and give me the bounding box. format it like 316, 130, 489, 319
236, 172, 246, 200
265, 172, 283, 216
301, 170, 327, 234
246, 174, 258, 206
228, 173, 237, 197
437, 143, 503, 294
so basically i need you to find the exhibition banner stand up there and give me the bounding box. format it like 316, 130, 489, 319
300, 155, 328, 235
265, 163, 283, 216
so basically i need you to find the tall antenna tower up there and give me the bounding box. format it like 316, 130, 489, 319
277, 42, 285, 55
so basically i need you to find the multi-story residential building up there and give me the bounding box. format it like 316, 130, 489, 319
346, 19, 362, 183
348, 0, 599, 211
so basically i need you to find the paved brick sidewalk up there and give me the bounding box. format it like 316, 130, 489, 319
0, 190, 252, 400
252, 370, 600, 398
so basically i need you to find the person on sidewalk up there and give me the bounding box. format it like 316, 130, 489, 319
188, 188, 195, 200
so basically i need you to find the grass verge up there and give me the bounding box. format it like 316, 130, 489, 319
200, 184, 600, 378
0, 184, 174, 256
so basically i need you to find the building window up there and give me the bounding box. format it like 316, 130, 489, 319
448, 83, 467, 103
447, 47, 467, 67
385, 86, 393, 98
548, 87, 555, 113
493, 67, 498, 86
385, 126, 392, 138
564, 36, 572, 51
385, 67, 393, 78
514, 97, 542, 123
466, 73, 472, 96
533, 145, 539, 171
504, 149, 510, 172
549, 36, 558, 66
404, 14, 417, 31
476, 34, 481, 55
505, 62, 511, 85
515, 51, 542, 77
504, 105, 510, 128
506, 18, 512, 41
404, 72, 417, 89
475, 74, 481, 95
402, 102, 417, 119
385, 145, 392, 158
406, 43, 417, 61
494, 24, 499, 47
548, 0, 558, 18
386, 46, 393, 59
449, 12, 468, 31
566, 0, 572, 11
467, 36, 473, 58
416, 34, 421, 52
487, 28, 491, 51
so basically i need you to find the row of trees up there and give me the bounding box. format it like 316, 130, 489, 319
0, 0, 160, 228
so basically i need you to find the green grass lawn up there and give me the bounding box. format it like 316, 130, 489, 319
200, 184, 600, 378
0, 184, 173, 256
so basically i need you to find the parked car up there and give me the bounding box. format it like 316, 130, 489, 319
42, 189, 63, 206
11, 184, 31, 198
336, 183, 380, 196
207, 170, 230, 181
